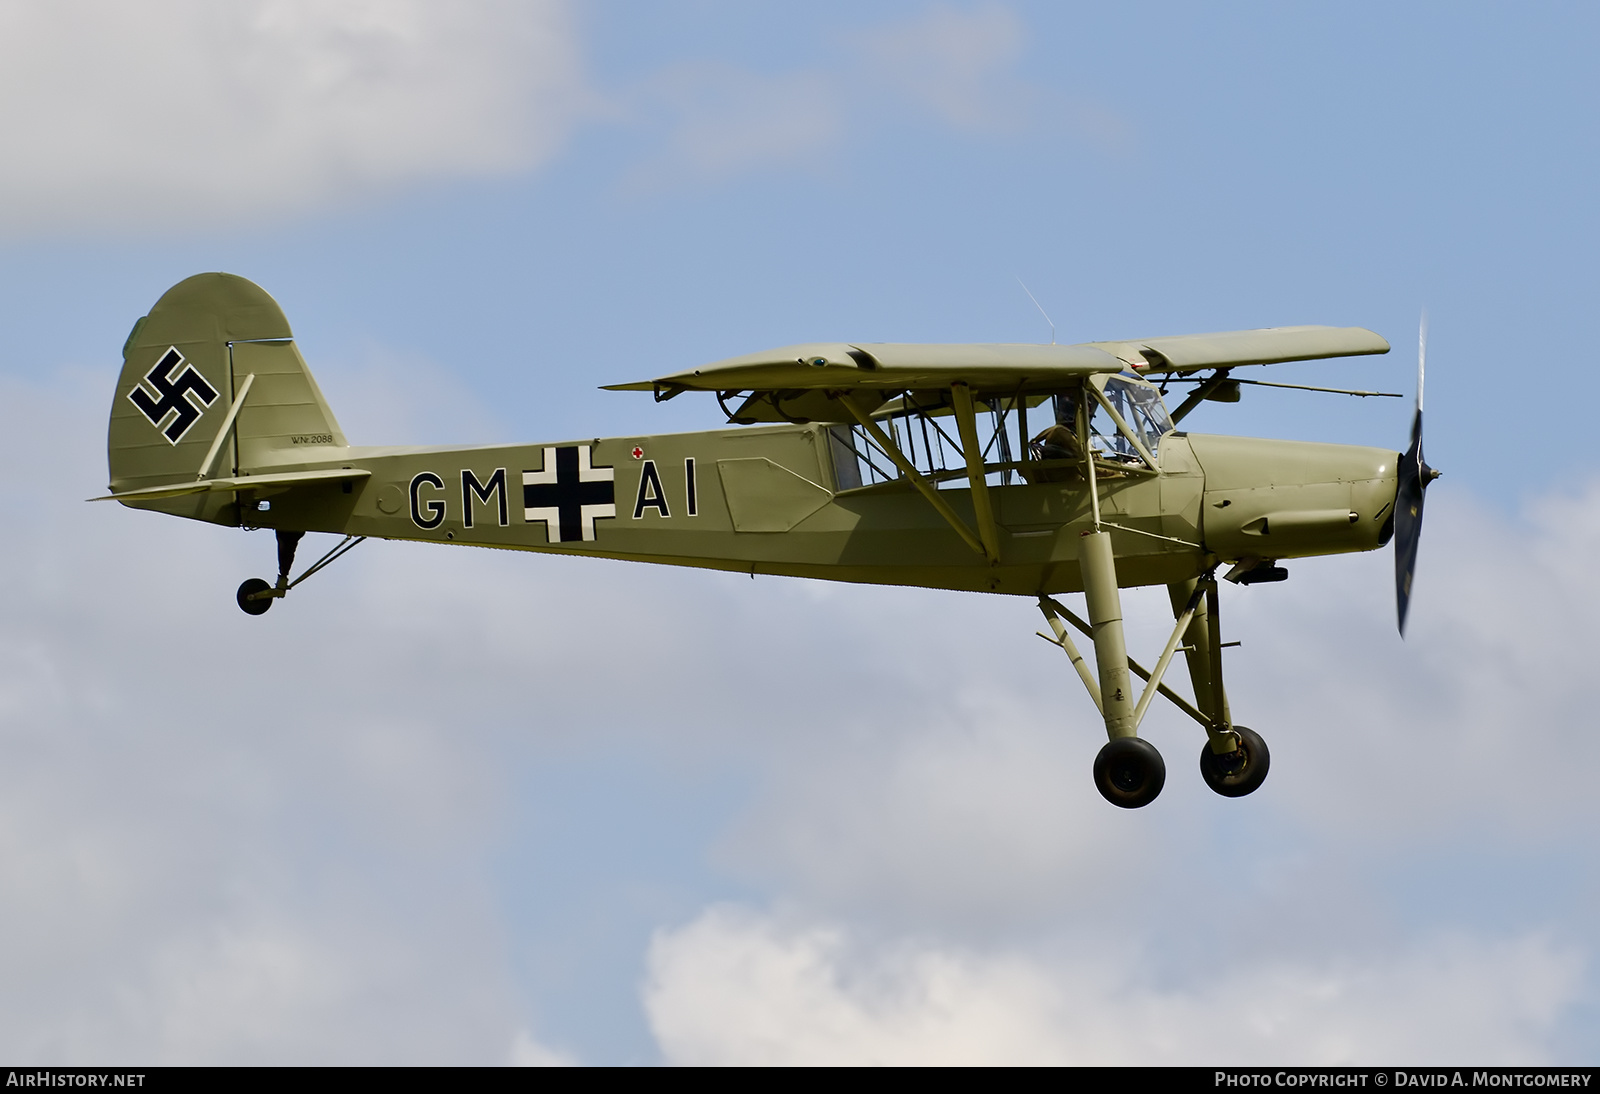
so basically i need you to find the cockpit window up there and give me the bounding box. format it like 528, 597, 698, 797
1097, 376, 1174, 460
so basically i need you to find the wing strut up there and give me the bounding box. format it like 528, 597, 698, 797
1087, 384, 1160, 469
1036, 593, 1218, 734
1168, 368, 1234, 424
949, 383, 1002, 564
838, 394, 993, 562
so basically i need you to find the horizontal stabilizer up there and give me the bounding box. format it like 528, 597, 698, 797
91, 467, 370, 503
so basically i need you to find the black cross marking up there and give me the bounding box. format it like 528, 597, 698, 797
127, 347, 220, 444
522, 445, 615, 542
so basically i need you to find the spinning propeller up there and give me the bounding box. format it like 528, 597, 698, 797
1394, 317, 1440, 635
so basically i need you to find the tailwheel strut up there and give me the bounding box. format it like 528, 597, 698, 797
237, 530, 366, 615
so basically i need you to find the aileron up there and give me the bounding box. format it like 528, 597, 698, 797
1091, 326, 1390, 373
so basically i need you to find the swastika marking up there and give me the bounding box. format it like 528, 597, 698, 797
127, 347, 220, 444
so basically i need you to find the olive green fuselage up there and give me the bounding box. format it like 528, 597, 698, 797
126, 423, 1399, 596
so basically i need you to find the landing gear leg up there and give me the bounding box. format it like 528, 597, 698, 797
1080, 530, 1165, 808
235, 531, 365, 616
276, 530, 304, 592
1040, 535, 1248, 808
1167, 576, 1270, 797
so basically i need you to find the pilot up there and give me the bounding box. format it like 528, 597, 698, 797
1024, 397, 1084, 483
1031, 422, 1082, 463
1024, 395, 1121, 483
1031, 393, 1084, 464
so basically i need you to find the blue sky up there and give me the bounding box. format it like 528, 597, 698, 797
0, 0, 1597, 1064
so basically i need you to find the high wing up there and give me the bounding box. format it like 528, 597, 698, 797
1087, 325, 1390, 374
604, 326, 1390, 401
603, 341, 1125, 399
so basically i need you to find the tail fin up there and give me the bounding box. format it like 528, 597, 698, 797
108, 273, 347, 520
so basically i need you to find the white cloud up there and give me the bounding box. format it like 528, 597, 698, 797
689, 485, 1600, 939
509, 1030, 578, 1066
138, 923, 358, 1062
4, 355, 1598, 1062
311, 343, 514, 448
645, 906, 1582, 1065
619, 5, 1070, 189
642, 485, 1600, 1064
0, 0, 585, 233
625, 66, 843, 187
0, 3, 1108, 224
716, 707, 1156, 930
1220, 486, 1600, 840
851, 4, 1029, 131
0, 376, 557, 1061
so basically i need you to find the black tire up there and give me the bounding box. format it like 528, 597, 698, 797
236, 578, 274, 616
1093, 737, 1166, 809
1199, 726, 1270, 798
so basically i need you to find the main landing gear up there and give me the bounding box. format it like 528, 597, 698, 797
1198, 726, 1269, 798
1036, 531, 1270, 809
1093, 737, 1166, 809
236, 529, 366, 615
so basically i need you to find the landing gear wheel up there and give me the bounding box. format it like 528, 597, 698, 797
1093, 737, 1166, 809
236, 578, 273, 616
1199, 726, 1270, 798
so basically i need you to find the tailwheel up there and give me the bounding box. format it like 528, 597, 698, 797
1093, 737, 1166, 809
1199, 726, 1270, 798
236, 578, 274, 616
232, 531, 366, 617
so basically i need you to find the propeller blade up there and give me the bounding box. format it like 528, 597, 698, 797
1394, 413, 1425, 634
1394, 316, 1437, 635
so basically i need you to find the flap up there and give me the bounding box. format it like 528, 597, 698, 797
728, 388, 892, 424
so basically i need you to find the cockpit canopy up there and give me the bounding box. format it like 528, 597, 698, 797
1097, 375, 1175, 460
827, 370, 1177, 492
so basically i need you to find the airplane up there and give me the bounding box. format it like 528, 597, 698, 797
99, 273, 1438, 809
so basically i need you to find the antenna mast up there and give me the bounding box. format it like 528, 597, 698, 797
1015, 277, 1056, 345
